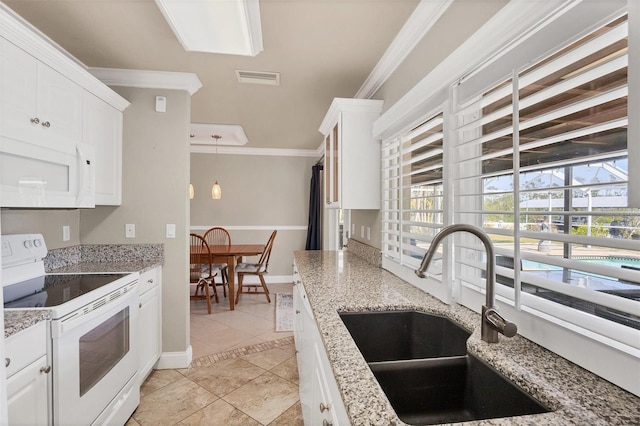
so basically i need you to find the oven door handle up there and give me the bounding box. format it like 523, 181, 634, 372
51, 286, 138, 338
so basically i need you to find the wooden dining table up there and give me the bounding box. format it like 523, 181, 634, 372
192, 244, 265, 310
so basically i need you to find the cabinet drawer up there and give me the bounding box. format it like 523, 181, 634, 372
5, 321, 47, 378
139, 267, 160, 296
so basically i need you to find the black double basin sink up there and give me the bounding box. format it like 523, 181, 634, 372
339, 310, 550, 425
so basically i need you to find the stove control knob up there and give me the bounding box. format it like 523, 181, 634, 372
23, 240, 33, 248
33, 239, 42, 248
5, 358, 9, 367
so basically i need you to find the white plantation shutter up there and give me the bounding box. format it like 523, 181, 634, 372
453, 14, 640, 348
382, 113, 445, 274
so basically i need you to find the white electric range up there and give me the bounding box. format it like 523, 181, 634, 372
2, 233, 140, 426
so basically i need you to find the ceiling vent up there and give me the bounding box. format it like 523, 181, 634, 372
235, 70, 280, 86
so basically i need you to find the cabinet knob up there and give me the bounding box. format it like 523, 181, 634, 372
322, 420, 333, 426
148, 278, 154, 283
319, 402, 330, 413
40, 365, 51, 374
139, 303, 143, 308
30, 117, 40, 124
296, 310, 300, 314
41, 121, 51, 128
5, 358, 9, 368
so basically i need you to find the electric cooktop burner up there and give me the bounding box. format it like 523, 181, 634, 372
3, 273, 127, 309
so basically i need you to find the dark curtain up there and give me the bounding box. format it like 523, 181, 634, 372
305, 164, 323, 250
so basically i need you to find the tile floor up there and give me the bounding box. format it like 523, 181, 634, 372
126, 283, 303, 426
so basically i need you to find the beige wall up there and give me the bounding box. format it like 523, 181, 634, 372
81, 87, 191, 354
190, 153, 316, 276
346, 0, 508, 251
1, 209, 80, 247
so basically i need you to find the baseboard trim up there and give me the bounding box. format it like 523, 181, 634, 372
156, 346, 192, 369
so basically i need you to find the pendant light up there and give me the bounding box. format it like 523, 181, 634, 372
211, 135, 222, 199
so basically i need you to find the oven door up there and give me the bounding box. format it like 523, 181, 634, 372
50, 282, 139, 426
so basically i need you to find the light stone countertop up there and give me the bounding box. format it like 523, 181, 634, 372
293, 250, 640, 426
5, 242, 163, 339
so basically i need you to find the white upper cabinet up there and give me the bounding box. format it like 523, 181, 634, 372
83, 92, 123, 205
319, 98, 383, 210
0, 6, 129, 207
1, 40, 83, 148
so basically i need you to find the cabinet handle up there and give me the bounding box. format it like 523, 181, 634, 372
322, 420, 333, 426
319, 402, 330, 412
30, 117, 40, 124
5, 358, 9, 367
40, 365, 51, 374
41, 121, 51, 128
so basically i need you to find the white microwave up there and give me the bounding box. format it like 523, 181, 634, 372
0, 136, 95, 208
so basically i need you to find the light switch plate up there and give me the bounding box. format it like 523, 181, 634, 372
166, 224, 176, 239
125, 224, 135, 239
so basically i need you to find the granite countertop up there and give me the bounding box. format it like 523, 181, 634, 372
293, 250, 640, 426
48, 260, 162, 275
5, 243, 164, 339
4, 310, 51, 339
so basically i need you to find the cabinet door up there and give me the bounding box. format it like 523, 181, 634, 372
137, 267, 162, 385
83, 92, 123, 205
1, 39, 39, 143
0, 39, 83, 148
7, 355, 50, 426
294, 284, 315, 424
324, 122, 341, 208
331, 122, 340, 206
37, 63, 83, 146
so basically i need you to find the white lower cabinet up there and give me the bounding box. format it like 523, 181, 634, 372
138, 266, 162, 385
5, 321, 50, 426
293, 272, 350, 425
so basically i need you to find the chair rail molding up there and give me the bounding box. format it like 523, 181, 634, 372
190, 225, 307, 232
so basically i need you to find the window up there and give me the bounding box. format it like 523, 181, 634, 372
382, 113, 445, 272
379, 0, 639, 398
454, 14, 639, 347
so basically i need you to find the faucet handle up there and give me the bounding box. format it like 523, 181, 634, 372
484, 308, 518, 338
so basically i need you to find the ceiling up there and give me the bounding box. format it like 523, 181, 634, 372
3, 0, 421, 151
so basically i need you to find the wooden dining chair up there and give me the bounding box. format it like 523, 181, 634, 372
203, 227, 231, 297
190, 233, 220, 314
235, 230, 277, 304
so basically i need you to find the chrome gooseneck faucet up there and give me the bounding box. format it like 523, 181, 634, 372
416, 224, 518, 343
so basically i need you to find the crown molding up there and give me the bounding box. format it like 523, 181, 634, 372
373, 0, 580, 140
88, 68, 203, 95
319, 98, 384, 136
0, 5, 130, 111
191, 144, 322, 158
355, 0, 454, 100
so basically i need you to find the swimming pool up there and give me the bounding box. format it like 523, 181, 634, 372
522, 256, 640, 271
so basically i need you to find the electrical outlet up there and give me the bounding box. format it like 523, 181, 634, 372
367, 227, 371, 240
360, 225, 365, 238
63, 225, 70, 242
125, 224, 135, 239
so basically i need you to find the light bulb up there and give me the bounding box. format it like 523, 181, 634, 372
212, 181, 222, 199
